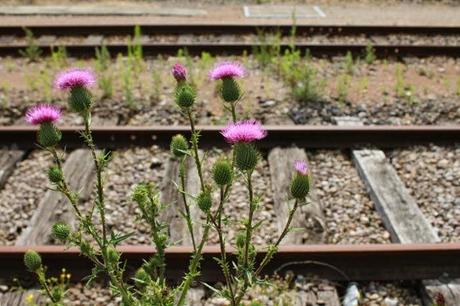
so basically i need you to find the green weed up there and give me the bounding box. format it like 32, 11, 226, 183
19, 28, 42, 62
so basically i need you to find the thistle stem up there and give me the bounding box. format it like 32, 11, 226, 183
255, 199, 300, 276
179, 157, 197, 252
82, 111, 107, 248
230, 102, 237, 123
186, 108, 205, 191
176, 214, 212, 306
212, 186, 237, 306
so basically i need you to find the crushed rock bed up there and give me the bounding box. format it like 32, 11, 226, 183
308, 150, 392, 244
359, 281, 422, 306
389, 145, 460, 242
0, 150, 53, 245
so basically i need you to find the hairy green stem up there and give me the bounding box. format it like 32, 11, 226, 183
230, 102, 237, 123
179, 157, 197, 252
212, 186, 237, 306
255, 199, 300, 276
186, 108, 204, 191
176, 215, 211, 306
37, 269, 58, 304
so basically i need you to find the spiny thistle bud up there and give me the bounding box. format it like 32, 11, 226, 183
170, 134, 189, 158
107, 246, 120, 264
52, 222, 71, 242
132, 185, 148, 206
134, 268, 151, 288
290, 175, 310, 199
236, 232, 245, 249
48, 166, 63, 184
24, 250, 42, 272
69, 86, 92, 113
290, 160, 310, 199
175, 84, 195, 109
80, 240, 93, 256
234, 143, 259, 171
51, 287, 63, 302
196, 189, 212, 212
212, 159, 233, 186
38, 122, 62, 147
221, 77, 241, 103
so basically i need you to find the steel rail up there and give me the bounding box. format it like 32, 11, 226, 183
1, 23, 460, 36
0, 125, 458, 149
1, 243, 459, 284
1, 42, 459, 57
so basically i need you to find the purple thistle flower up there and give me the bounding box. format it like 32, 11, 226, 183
209, 61, 245, 80
294, 160, 309, 176
54, 68, 96, 90
221, 119, 267, 144
25, 104, 61, 125
171, 63, 187, 81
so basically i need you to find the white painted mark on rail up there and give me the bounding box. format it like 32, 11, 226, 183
313, 6, 326, 18
243, 5, 250, 18
243, 5, 326, 19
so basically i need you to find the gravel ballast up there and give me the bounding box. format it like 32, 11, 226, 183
308, 150, 392, 244
389, 145, 460, 242
0, 150, 52, 245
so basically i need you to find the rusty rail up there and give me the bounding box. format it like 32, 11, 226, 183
1, 23, 460, 36
1, 42, 460, 58
0, 125, 458, 149
1, 243, 459, 284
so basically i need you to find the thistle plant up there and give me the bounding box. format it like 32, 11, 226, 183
24, 62, 310, 306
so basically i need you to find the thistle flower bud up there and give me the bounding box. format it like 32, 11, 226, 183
80, 240, 93, 256
236, 232, 245, 249
48, 166, 63, 184
69, 86, 92, 113
132, 184, 148, 205
52, 222, 71, 242
134, 268, 151, 288
38, 122, 62, 147
290, 160, 310, 199
170, 134, 189, 158
234, 143, 259, 171
24, 250, 42, 272
221, 78, 241, 103
175, 84, 195, 109
212, 159, 233, 186
171, 63, 187, 82
51, 288, 63, 302
197, 189, 212, 212
106, 246, 120, 264
290, 175, 310, 200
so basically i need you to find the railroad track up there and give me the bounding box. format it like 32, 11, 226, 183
1, 23, 460, 57
0, 121, 459, 304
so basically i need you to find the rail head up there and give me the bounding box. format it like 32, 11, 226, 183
0, 125, 459, 149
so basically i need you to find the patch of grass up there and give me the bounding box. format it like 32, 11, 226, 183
19, 28, 42, 62
95, 44, 113, 99
343, 51, 354, 75
49, 46, 67, 69
364, 44, 376, 65
336, 73, 352, 103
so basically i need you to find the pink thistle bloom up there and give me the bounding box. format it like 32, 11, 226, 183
54, 68, 96, 90
209, 61, 245, 80
25, 104, 61, 125
294, 160, 309, 175
221, 119, 267, 144
171, 63, 187, 81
